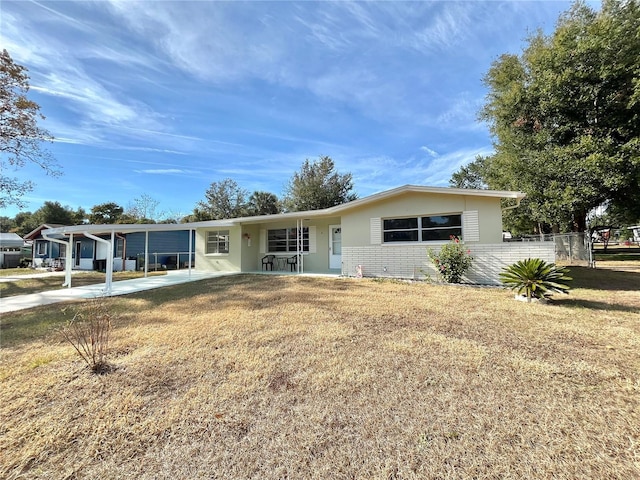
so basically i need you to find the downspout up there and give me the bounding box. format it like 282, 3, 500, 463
41, 233, 72, 288
501, 196, 523, 213
501, 197, 524, 241
83, 232, 114, 295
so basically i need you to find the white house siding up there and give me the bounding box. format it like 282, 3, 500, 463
342, 242, 555, 285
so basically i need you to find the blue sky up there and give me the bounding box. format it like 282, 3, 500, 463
2, 0, 590, 220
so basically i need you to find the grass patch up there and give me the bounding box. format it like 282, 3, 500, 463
0, 271, 166, 298
0, 268, 45, 277
1, 271, 639, 478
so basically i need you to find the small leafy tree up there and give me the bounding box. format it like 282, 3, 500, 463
60, 299, 113, 374
1, 49, 60, 209
499, 258, 572, 302
196, 178, 248, 220
427, 236, 473, 283
247, 191, 281, 216
283, 156, 357, 212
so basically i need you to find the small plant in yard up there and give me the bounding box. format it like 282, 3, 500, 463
60, 298, 114, 374
427, 236, 473, 283
499, 258, 572, 303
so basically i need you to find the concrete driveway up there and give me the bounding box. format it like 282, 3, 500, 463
0, 270, 237, 314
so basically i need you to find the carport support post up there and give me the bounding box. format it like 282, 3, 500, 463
144, 230, 149, 277
188, 228, 193, 277
40, 232, 72, 288
66, 233, 73, 287
83, 232, 114, 295
107, 231, 114, 293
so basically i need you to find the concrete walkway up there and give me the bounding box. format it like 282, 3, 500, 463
0, 270, 237, 314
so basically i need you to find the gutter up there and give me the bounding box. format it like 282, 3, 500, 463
501, 196, 524, 213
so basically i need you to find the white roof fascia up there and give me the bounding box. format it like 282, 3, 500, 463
42, 185, 526, 234
223, 186, 526, 225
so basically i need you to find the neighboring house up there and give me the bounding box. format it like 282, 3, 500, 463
0, 232, 25, 268
24, 224, 66, 268
25, 224, 195, 271
43, 185, 555, 286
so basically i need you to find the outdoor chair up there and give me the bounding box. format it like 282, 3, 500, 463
287, 255, 298, 272
262, 255, 275, 271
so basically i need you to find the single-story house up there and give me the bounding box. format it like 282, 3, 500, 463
0, 232, 26, 268
25, 224, 195, 271
42, 185, 555, 290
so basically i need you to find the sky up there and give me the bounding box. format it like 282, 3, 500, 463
1, 0, 595, 220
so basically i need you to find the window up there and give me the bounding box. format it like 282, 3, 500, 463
268, 227, 309, 253
206, 230, 229, 254
37, 242, 47, 255
383, 214, 462, 243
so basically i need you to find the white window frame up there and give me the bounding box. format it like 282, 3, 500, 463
36, 241, 47, 255
206, 230, 229, 255
267, 227, 309, 253
382, 214, 463, 243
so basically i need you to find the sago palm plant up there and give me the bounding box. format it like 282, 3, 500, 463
499, 258, 572, 302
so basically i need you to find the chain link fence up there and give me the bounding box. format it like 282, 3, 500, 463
505, 232, 594, 267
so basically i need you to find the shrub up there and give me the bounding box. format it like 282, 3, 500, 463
499, 258, 572, 302
427, 236, 473, 283
60, 298, 113, 374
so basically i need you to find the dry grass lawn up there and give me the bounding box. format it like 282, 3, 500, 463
1, 268, 639, 479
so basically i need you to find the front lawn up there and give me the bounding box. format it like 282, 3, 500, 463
1, 270, 638, 479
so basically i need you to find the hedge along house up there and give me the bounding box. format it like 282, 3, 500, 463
192, 185, 555, 284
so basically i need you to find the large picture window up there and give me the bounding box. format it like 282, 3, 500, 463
206, 230, 229, 254
383, 214, 462, 243
268, 227, 309, 253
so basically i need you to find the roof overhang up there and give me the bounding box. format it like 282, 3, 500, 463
42, 185, 526, 235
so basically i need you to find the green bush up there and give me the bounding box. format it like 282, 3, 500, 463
499, 258, 572, 302
427, 236, 473, 283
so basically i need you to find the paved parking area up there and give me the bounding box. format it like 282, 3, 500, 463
0, 271, 237, 314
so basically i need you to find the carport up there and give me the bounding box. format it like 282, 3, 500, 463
41, 223, 198, 294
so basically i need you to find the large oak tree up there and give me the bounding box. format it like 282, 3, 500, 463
453, 0, 640, 233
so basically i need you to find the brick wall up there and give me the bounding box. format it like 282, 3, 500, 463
342, 242, 555, 285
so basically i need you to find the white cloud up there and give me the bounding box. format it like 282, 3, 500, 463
420, 146, 439, 158
135, 169, 197, 175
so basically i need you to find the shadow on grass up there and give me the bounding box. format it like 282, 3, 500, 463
567, 266, 640, 291
551, 297, 639, 313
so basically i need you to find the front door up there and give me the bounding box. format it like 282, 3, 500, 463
329, 225, 342, 270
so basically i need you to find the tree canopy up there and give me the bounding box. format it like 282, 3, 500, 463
194, 178, 249, 220
283, 156, 357, 212
247, 191, 281, 216
89, 202, 125, 224
452, 0, 640, 233
0, 49, 60, 209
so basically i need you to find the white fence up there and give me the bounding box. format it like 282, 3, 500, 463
342, 242, 556, 285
